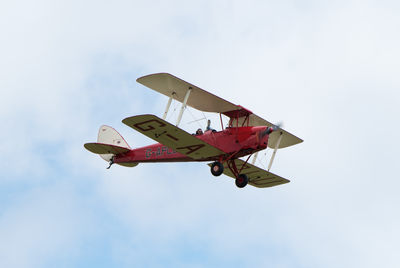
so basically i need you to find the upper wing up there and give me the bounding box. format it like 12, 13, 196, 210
137, 73, 303, 149
137, 73, 240, 113
122, 114, 225, 160
208, 159, 290, 188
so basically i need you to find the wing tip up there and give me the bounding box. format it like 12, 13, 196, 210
136, 72, 173, 83
83, 142, 98, 154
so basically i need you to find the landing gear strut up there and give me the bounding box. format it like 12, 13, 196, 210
235, 174, 248, 188
225, 158, 251, 188
211, 161, 224, 176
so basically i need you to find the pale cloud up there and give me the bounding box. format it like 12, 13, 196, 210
0, 184, 95, 268
0, 0, 399, 267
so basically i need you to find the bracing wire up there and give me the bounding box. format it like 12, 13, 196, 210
186, 108, 206, 128
254, 149, 269, 169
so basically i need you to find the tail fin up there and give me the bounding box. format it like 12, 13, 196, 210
97, 125, 130, 160
84, 125, 138, 167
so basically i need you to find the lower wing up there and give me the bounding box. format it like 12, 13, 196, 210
208, 159, 290, 188
122, 114, 225, 160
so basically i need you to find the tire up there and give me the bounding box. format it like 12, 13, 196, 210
235, 174, 248, 188
211, 161, 224, 176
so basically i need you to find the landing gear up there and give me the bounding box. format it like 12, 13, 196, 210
235, 174, 248, 188
211, 161, 224, 176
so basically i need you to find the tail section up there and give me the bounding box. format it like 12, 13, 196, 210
97, 125, 130, 161
84, 125, 138, 167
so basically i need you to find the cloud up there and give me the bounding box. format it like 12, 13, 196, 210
0, 183, 95, 268
1, 0, 399, 267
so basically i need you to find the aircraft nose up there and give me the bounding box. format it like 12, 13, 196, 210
260, 126, 273, 138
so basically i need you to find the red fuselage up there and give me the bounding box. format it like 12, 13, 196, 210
114, 126, 270, 164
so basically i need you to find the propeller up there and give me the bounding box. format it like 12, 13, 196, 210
252, 122, 283, 165
260, 122, 283, 137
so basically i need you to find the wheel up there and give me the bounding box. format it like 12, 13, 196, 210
235, 174, 248, 188
211, 161, 224, 176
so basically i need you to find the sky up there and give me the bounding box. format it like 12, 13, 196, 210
1, 0, 400, 267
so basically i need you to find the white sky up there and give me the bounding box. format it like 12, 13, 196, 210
1, 0, 400, 267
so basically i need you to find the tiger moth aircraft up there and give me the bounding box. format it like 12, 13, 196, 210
84, 73, 303, 188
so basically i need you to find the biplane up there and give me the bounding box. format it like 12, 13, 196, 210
84, 73, 303, 188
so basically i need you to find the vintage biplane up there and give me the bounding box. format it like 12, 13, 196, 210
84, 73, 303, 188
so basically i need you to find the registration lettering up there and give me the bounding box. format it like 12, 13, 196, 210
176, 144, 205, 155
145, 146, 176, 158
134, 119, 166, 131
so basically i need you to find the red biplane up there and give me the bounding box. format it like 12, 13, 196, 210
84, 73, 303, 188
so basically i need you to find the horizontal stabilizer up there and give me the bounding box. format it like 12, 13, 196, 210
84, 143, 131, 155
208, 159, 290, 188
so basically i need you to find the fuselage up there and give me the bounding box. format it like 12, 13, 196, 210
114, 126, 270, 164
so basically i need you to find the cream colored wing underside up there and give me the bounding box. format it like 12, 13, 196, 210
208, 159, 290, 188
123, 114, 225, 160
137, 73, 240, 113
